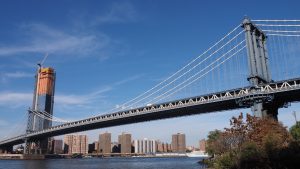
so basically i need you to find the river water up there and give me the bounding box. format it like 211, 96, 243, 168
0, 157, 206, 169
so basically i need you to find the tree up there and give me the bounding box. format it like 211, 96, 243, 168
206, 130, 222, 155
289, 122, 300, 141
246, 114, 291, 149
238, 142, 268, 169
205, 113, 296, 169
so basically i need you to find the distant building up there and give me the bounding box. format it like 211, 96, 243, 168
163, 143, 168, 152
64, 135, 88, 154
172, 133, 186, 153
94, 141, 99, 152
168, 144, 172, 152
99, 132, 111, 154
199, 139, 206, 152
134, 138, 156, 154
118, 132, 131, 154
156, 141, 164, 152
164, 142, 172, 152
156, 141, 172, 153
51, 139, 63, 154
88, 142, 98, 153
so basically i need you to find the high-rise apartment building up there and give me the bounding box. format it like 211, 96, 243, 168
156, 141, 164, 152
172, 133, 186, 153
199, 139, 206, 152
134, 138, 156, 154
26, 67, 56, 154
118, 133, 131, 154
99, 132, 111, 154
156, 141, 172, 153
51, 139, 63, 154
64, 135, 88, 154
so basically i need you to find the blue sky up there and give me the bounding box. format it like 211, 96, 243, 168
0, 0, 300, 147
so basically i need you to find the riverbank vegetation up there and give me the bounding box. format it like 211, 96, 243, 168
204, 113, 300, 169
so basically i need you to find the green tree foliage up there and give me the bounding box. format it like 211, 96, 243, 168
205, 113, 299, 169
238, 142, 268, 169
206, 130, 221, 155
289, 122, 300, 141
214, 151, 237, 169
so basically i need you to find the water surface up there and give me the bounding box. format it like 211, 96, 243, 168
0, 157, 206, 169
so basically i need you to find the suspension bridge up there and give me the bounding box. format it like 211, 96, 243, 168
1, 18, 300, 154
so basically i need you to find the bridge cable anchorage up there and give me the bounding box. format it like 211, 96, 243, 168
99, 24, 243, 113
149, 42, 246, 103
151, 45, 247, 103
119, 31, 245, 109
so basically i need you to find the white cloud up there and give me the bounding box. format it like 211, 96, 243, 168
2, 71, 33, 78
0, 92, 32, 106
0, 74, 143, 123
92, 2, 138, 25
0, 23, 115, 60
55, 86, 112, 106
0, 88, 111, 108
0, 71, 33, 84
113, 74, 143, 86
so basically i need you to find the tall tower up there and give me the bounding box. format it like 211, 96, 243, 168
242, 18, 279, 119
26, 65, 56, 154
118, 132, 132, 155
99, 132, 111, 154
33, 67, 55, 130
171, 133, 186, 153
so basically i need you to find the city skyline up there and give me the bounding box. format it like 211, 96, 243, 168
46, 132, 204, 155
1, 0, 300, 147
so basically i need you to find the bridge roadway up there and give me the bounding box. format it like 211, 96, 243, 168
1, 78, 300, 147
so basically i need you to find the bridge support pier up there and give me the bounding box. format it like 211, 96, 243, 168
24, 138, 50, 155
252, 102, 279, 120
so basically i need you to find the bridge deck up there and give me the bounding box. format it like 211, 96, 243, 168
1, 78, 300, 147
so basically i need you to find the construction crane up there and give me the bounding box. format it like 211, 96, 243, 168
38, 53, 48, 68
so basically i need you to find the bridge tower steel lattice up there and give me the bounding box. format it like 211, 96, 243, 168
25, 66, 56, 154
242, 18, 281, 119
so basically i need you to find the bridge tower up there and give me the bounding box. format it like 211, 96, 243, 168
242, 18, 280, 119
25, 65, 56, 154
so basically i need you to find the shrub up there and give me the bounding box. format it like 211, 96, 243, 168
238, 142, 269, 169
214, 151, 237, 169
